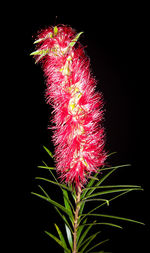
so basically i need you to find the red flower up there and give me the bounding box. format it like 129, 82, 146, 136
31, 25, 107, 188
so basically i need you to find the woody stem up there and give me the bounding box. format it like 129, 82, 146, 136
73, 187, 81, 253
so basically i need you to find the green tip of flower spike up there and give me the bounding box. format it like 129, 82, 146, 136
34, 32, 53, 44
30, 50, 41, 56
69, 31, 84, 48
33, 38, 44, 44
30, 49, 50, 63
54, 26, 58, 36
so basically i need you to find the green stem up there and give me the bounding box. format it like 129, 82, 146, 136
73, 187, 81, 253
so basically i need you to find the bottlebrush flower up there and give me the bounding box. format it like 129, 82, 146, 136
31, 25, 107, 188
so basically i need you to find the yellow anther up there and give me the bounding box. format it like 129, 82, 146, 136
70, 103, 76, 110
74, 87, 79, 93
80, 157, 88, 167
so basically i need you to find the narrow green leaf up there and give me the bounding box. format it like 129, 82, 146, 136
54, 207, 73, 234
88, 176, 99, 181
31, 191, 48, 201
80, 198, 109, 206
41, 161, 58, 182
35, 177, 71, 192
93, 165, 128, 187
81, 188, 142, 201
80, 232, 100, 253
80, 189, 143, 228
48, 199, 72, 217
107, 151, 117, 157
81, 213, 145, 226
84, 185, 142, 190
37, 184, 73, 229
45, 231, 71, 253
37, 165, 56, 170
79, 166, 102, 215
77, 218, 87, 245
43, 145, 54, 158
77, 220, 97, 249
79, 231, 101, 250
36, 175, 74, 224
86, 166, 104, 188
100, 164, 131, 171
65, 224, 73, 250
78, 199, 85, 216
63, 189, 72, 210
81, 166, 106, 201
31, 192, 72, 217
38, 185, 49, 198
63, 189, 74, 215
62, 189, 74, 224
85, 239, 109, 253
54, 224, 69, 252
79, 188, 143, 222
79, 222, 122, 229
82, 164, 131, 200
85, 189, 133, 216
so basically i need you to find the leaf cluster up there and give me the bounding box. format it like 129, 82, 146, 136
31, 147, 144, 253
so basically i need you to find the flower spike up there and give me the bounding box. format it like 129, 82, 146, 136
31, 25, 107, 188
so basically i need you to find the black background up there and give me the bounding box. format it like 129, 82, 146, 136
10, 5, 149, 253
